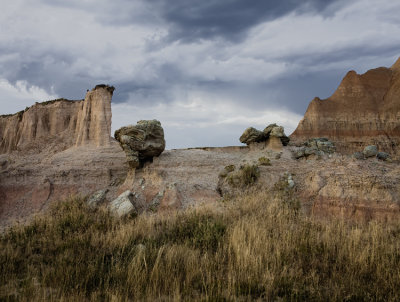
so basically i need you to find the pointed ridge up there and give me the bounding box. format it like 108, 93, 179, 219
391, 56, 400, 70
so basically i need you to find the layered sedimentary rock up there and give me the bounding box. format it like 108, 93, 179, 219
291, 57, 400, 155
0, 85, 127, 228
0, 84, 114, 154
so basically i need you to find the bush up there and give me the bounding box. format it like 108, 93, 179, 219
258, 156, 271, 166
227, 164, 260, 188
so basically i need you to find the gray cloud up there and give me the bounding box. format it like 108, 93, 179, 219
0, 0, 399, 148
151, 0, 338, 42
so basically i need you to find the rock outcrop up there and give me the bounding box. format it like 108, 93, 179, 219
115, 120, 165, 169
0, 84, 114, 154
240, 124, 290, 148
291, 57, 400, 156
0, 85, 128, 228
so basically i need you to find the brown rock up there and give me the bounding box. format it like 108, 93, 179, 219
0, 85, 114, 154
291, 57, 400, 156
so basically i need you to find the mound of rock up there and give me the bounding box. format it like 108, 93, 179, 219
240, 123, 290, 146
115, 120, 166, 169
294, 138, 335, 159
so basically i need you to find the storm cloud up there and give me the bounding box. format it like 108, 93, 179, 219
0, 0, 399, 148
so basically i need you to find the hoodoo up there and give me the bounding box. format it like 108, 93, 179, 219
291, 57, 400, 155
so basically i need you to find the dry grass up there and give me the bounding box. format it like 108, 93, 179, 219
1, 191, 400, 301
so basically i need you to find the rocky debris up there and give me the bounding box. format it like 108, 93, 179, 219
115, 120, 165, 169
352, 152, 365, 160
87, 189, 109, 209
239, 127, 267, 144
0, 84, 114, 154
377, 151, 390, 161
294, 138, 335, 159
108, 190, 137, 218
363, 145, 378, 158
240, 124, 290, 146
291, 57, 400, 156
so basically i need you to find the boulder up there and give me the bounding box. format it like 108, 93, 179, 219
87, 189, 109, 208
263, 123, 278, 136
377, 151, 390, 161
363, 145, 378, 158
270, 126, 285, 138
108, 190, 137, 218
115, 120, 165, 168
239, 127, 267, 145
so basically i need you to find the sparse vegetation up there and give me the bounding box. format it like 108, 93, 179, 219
226, 164, 260, 188
1, 192, 400, 301
258, 156, 271, 166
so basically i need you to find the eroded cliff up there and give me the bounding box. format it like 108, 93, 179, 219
0, 84, 114, 154
0, 85, 127, 227
291, 57, 400, 155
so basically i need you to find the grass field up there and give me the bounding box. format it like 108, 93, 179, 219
1, 190, 400, 301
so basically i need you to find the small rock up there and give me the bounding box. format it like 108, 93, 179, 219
352, 152, 365, 160
376, 152, 390, 161
108, 190, 137, 218
287, 174, 295, 189
87, 189, 109, 208
363, 145, 378, 158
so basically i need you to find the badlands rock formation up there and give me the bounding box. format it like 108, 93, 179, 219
291, 57, 400, 156
0, 84, 114, 154
115, 120, 165, 169
0, 85, 127, 227
240, 123, 290, 150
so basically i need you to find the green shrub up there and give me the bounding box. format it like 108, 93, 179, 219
227, 164, 260, 188
258, 156, 271, 166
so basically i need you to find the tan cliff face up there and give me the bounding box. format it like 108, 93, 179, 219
0, 84, 114, 154
0, 85, 128, 228
291, 57, 400, 155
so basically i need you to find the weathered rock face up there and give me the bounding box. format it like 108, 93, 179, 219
0, 84, 114, 154
0, 85, 128, 228
291, 57, 400, 156
115, 120, 165, 169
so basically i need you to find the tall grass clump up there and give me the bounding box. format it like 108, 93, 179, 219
1, 191, 400, 301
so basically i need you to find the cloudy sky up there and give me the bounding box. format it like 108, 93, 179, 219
1, 0, 399, 148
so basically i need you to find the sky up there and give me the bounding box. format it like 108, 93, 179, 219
0, 0, 399, 149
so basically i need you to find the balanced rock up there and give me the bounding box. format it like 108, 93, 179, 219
239, 127, 267, 145
363, 145, 378, 158
240, 124, 290, 146
115, 120, 165, 169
